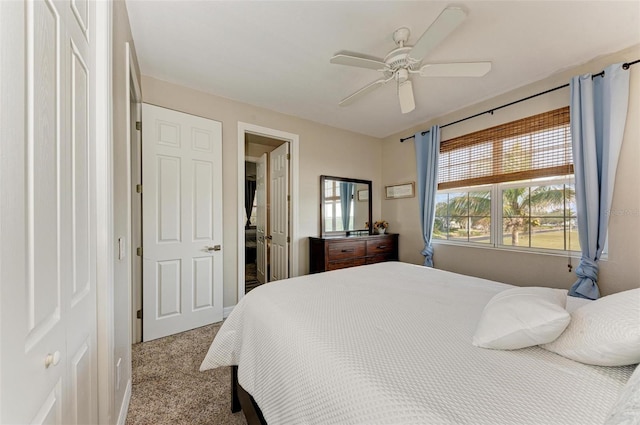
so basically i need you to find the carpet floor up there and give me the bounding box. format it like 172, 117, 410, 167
126, 323, 247, 425
245, 262, 262, 293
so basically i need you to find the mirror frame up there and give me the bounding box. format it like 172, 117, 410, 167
320, 175, 372, 237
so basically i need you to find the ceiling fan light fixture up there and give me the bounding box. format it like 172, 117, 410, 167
396, 68, 409, 83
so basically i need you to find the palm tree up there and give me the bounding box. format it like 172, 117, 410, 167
503, 186, 573, 245
445, 186, 573, 246
501, 188, 526, 245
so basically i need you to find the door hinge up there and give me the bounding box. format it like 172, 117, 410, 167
136, 247, 142, 257
286, 153, 290, 160
136, 121, 141, 131
136, 309, 142, 319
287, 236, 290, 243
287, 195, 290, 201
136, 184, 142, 193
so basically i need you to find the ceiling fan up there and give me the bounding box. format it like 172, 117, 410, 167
330, 7, 491, 114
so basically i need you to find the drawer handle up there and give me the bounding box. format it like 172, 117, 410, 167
377, 245, 387, 249
341, 249, 354, 253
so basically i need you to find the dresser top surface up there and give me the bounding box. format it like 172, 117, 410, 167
310, 234, 397, 242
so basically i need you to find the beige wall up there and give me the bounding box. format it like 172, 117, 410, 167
381, 45, 640, 296
112, 0, 141, 419
141, 76, 383, 306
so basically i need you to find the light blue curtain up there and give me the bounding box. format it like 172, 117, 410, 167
415, 126, 441, 267
569, 63, 630, 299
339, 182, 354, 231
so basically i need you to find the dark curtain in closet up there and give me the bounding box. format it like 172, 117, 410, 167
245, 180, 257, 227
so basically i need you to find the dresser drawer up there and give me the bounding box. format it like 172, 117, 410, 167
366, 238, 396, 255
365, 254, 394, 265
327, 241, 365, 261
327, 258, 366, 271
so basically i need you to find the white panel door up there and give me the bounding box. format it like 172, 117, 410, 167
142, 104, 223, 341
269, 143, 289, 281
1, 0, 97, 424
256, 153, 267, 284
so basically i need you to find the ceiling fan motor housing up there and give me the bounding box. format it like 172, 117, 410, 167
384, 47, 421, 78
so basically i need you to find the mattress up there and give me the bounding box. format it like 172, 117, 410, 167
201, 262, 634, 425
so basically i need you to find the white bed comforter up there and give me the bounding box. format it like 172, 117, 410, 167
201, 262, 634, 425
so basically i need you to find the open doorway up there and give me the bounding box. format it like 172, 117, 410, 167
243, 157, 260, 292
244, 137, 286, 293
237, 123, 299, 302
244, 157, 260, 291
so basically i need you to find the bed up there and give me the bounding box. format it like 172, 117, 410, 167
201, 262, 637, 424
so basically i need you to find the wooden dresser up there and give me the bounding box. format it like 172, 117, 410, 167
308, 234, 399, 273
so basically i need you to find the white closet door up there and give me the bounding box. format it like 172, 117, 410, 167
269, 143, 289, 281
256, 153, 268, 284
1, 0, 98, 423
142, 104, 223, 341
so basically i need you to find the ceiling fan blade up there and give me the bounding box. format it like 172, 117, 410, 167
420, 62, 492, 77
398, 80, 415, 114
339, 79, 388, 106
330, 51, 387, 71
408, 7, 466, 62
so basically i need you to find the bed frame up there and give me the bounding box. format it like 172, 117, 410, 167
231, 365, 267, 425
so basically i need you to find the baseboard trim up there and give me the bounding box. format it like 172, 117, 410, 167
223, 305, 235, 319
117, 379, 132, 425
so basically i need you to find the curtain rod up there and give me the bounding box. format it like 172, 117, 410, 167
399, 58, 640, 143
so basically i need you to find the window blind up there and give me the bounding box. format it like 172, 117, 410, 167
438, 107, 572, 190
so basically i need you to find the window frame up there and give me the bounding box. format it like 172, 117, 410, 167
434, 175, 582, 256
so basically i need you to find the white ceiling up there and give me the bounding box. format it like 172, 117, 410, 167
126, 1, 640, 138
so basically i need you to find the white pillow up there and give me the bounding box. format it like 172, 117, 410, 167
542, 288, 640, 366
473, 287, 570, 350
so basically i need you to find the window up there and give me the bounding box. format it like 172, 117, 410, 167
435, 107, 579, 253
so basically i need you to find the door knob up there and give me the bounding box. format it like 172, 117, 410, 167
206, 245, 221, 251
45, 351, 60, 368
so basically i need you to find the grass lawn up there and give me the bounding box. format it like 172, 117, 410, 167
434, 229, 580, 251
503, 229, 579, 250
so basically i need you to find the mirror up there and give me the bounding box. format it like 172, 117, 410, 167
320, 175, 372, 236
